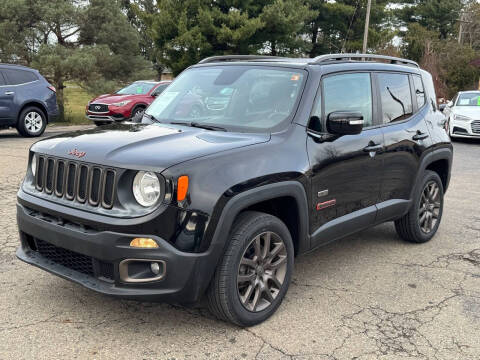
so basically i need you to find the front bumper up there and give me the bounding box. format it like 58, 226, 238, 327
86, 113, 126, 122
16, 202, 217, 303
450, 119, 480, 138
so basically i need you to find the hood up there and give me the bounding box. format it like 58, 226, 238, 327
31, 123, 270, 172
452, 106, 480, 119
91, 93, 142, 104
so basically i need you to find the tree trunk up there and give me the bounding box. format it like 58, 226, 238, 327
55, 78, 65, 121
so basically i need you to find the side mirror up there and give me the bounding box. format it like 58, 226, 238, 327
151, 93, 158, 97
447, 101, 453, 107
439, 104, 446, 112
326, 111, 364, 135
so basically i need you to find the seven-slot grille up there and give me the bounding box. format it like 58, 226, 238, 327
34, 155, 116, 209
472, 120, 480, 134
88, 103, 109, 113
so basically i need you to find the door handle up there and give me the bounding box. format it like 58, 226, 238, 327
412, 131, 429, 141
363, 142, 383, 153
4, 91, 14, 95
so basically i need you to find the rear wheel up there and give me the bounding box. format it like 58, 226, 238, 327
207, 211, 294, 326
16, 106, 47, 137
395, 170, 444, 243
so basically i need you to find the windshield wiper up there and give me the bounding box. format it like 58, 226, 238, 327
169, 121, 227, 132
143, 113, 161, 123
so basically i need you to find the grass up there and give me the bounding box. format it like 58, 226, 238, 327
55, 82, 94, 125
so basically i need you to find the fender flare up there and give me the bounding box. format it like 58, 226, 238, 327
409, 147, 453, 201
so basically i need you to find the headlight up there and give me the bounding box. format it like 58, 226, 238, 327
454, 114, 471, 121
133, 171, 161, 207
31, 154, 37, 176
111, 100, 132, 107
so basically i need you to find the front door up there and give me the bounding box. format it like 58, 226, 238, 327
307, 72, 384, 248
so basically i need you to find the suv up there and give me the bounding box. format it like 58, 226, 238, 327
16, 54, 452, 326
86, 80, 171, 126
0, 64, 58, 137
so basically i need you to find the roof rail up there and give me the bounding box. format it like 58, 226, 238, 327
198, 55, 284, 64
312, 53, 419, 68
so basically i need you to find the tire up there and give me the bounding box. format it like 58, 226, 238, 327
16, 106, 47, 137
395, 170, 444, 243
207, 211, 294, 327
130, 106, 145, 120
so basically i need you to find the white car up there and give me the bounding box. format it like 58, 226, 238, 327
444, 91, 480, 139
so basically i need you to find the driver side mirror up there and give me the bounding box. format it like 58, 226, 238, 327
326, 111, 364, 135
447, 101, 453, 107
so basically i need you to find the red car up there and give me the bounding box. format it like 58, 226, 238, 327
86, 80, 171, 126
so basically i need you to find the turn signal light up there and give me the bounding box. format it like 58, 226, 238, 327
177, 175, 189, 201
130, 238, 158, 248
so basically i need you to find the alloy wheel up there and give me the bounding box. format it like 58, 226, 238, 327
25, 111, 43, 134
237, 231, 288, 312
418, 180, 441, 234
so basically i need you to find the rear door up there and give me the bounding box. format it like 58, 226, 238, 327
375, 71, 432, 222
0, 70, 15, 122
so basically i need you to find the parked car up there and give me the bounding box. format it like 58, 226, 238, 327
86, 80, 171, 126
443, 90, 480, 139
17, 54, 452, 326
0, 64, 58, 137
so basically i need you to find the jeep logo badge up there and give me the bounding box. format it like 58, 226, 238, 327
68, 149, 86, 158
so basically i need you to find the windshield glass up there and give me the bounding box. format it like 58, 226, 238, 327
145, 66, 306, 132
456, 92, 480, 106
117, 82, 156, 95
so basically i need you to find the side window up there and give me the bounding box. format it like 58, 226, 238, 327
3, 69, 38, 85
0, 71, 5, 86
378, 73, 413, 124
152, 84, 169, 96
321, 73, 373, 128
412, 75, 426, 108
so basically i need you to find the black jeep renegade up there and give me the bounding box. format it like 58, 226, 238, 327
16, 54, 452, 326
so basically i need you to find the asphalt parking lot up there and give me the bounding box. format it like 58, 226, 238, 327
1, 125, 479, 359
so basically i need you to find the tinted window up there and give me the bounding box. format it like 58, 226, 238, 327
412, 75, 425, 107
378, 73, 413, 124
151, 84, 169, 96
3, 68, 38, 85
322, 73, 373, 127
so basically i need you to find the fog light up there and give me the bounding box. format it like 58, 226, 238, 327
130, 238, 158, 248
151, 262, 160, 275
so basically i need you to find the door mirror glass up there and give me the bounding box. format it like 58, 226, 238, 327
326, 111, 364, 135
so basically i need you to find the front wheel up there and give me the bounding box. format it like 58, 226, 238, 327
395, 170, 444, 243
207, 211, 294, 326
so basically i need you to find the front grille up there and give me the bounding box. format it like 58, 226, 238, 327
34, 155, 116, 209
472, 120, 480, 134
88, 103, 109, 113
33, 238, 114, 280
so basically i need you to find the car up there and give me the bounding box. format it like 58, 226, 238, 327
16, 54, 452, 327
443, 90, 480, 139
85, 80, 171, 126
0, 64, 58, 137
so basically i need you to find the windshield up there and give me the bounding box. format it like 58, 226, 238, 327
456, 93, 480, 107
117, 82, 156, 95
145, 66, 306, 132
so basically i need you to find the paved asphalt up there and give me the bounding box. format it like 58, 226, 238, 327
0, 125, 479, 359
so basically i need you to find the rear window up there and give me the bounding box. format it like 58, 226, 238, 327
3, 68, 38, 85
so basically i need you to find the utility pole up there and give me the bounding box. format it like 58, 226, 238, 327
362, 0, 372, 53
